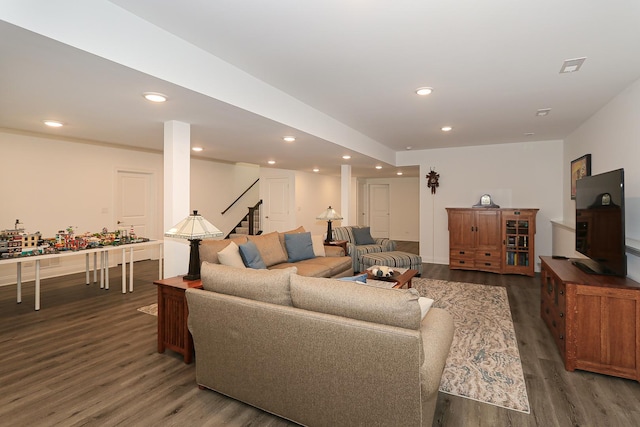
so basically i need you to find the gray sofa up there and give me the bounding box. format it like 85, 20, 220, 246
333, 225, 397, 272
186, 262, 455, 427
199, 227, 353, 278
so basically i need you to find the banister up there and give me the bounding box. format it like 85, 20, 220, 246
221, 178, 259, 215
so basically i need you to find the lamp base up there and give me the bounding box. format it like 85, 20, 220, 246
324, 220, 333, 244
185, 238, 202, 282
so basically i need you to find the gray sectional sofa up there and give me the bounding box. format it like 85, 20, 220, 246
186, 262, 455, 427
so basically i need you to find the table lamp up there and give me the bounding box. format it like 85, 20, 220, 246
164, 210, 223, 280
316, 206, 343, 244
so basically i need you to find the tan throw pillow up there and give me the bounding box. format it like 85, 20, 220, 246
217, 241, 246, 268
248, 231, 288, 267
311, 235, 326, 257
200, 236, 248, 264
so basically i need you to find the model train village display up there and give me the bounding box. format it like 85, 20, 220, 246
0, 219, 149, 259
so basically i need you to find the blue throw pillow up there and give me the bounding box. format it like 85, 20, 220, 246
285, 232, 316, 262
338, 273, 368, 283
352, 227, 376, 245
238, 240, 267, 269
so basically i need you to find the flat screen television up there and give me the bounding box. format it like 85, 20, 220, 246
574, 168, 626, 276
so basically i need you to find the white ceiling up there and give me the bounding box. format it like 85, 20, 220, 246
2, 1, 640, 178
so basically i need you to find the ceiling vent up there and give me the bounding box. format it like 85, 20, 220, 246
560, 57, 586, 74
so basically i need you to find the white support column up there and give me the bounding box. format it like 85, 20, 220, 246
340, 164, 352, 226
164, 120, 191, 279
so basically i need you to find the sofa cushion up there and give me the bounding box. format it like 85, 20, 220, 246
285, 232, 315, 262
311, 235, 326, 257
277, 226, 306, 250
352, 226, 376, 245
290, 274, 422, 329
200, 261, 296, 306
199, 236, 248, 265
248, 232, 288, 267
269, 260, 332, 278
238, 241, 267, 269
216, 241, 246, 268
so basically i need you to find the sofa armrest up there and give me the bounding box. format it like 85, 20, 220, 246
324, 245, 345, 257
374, 238, 396, 251
419, 308, 454, 397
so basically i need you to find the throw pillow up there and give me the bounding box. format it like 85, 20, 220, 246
238, 240, 267, 269
337, 273, 368, 283
418, 297, 434, 320
284, 232, 316, 263
311, 235, 326, 257
217, 241, 246, 268
352, 227, 376, 245
248, 232, 288, 267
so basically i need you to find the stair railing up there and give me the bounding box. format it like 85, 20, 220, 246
221, 178, 259, 215
248, 200, 263, 235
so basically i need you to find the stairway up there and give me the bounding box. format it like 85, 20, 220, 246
227, 208, 261, 239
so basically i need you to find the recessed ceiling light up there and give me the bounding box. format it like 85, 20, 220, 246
313, 168, 319, 172
191, 147, 203, 152
397, 171, 403, 176
375, 165, 383, 170
143, 92, 167, 102
268, 160, 276, 165
43, 120, 63, 127
415, 87, 433, 96
559, 57, 586, 74
441, 126, 452, 132
536, 108, 551, 117
524, 132, 535, 136
342, 155, 351, 160
405, 146, 413, 150
283, 136, 296, 142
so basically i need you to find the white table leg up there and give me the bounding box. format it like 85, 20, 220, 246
158, 243, 163, 279
17, 262, 22, 304
100, 251, 105, 289
93, 252, 98, 283
129, 246, 134, 292
35, 259, 40, 311
85, 254, 90, 285
122, 248, 126, 294
105, 250, 109, 290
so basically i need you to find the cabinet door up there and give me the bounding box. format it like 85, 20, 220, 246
447, 209, 475, 249
475, 210, 501, 251
502, 210, 536, 276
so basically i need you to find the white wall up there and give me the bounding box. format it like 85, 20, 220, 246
358, 177, 420, 242
191, 159, 260, 236
398, 140, 563, 269
0, 131, 260, 286
295, 171, 342, 236
563, 77, 640, 281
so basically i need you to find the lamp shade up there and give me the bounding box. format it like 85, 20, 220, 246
316, 206, 343, 221
164, 210, 223, 239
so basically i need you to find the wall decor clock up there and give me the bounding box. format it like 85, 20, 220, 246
426, 169, 439, 194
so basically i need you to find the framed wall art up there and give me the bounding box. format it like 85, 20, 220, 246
570, 154, 591, 200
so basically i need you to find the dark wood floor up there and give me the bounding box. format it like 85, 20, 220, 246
1, 246, 639, 426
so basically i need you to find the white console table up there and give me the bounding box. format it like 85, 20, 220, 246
1, 240, 163, 310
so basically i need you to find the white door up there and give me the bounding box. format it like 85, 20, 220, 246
369, 184, 390, 238
116, 170, 156, 261
264, 177, 289, 233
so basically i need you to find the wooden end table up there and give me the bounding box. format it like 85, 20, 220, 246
153, 276, 202, 364
324, 239, 348, 254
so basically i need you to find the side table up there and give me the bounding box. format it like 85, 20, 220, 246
324, 239, 348, 254
153, 276, 202, 364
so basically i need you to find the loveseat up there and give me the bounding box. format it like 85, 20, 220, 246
332, 225, 397, 273
199, 227, 353, 278
186, 262, 455, 427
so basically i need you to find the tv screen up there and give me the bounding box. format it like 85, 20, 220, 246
574, 168, 626, 276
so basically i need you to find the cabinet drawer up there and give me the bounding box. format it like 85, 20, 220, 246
474, 251, 501, 271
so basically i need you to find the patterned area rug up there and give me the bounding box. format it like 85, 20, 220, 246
413, 278, 531, 414
137, 303, 157, 316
